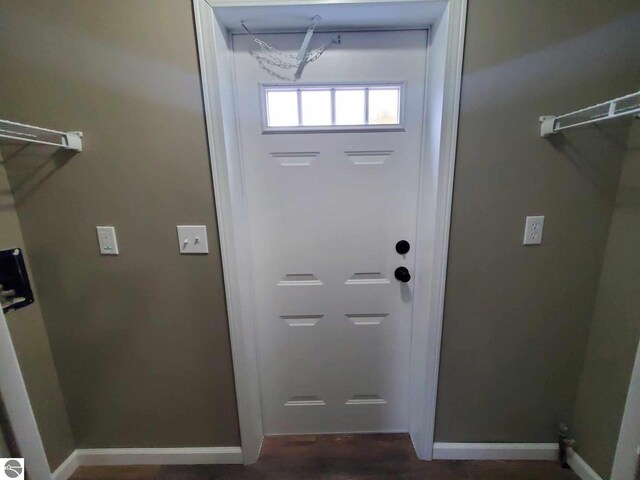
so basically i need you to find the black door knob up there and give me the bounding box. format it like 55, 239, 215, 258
396, 240, 410, 255
394, 266, 411, 283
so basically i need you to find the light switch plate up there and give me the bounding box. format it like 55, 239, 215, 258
96, 226, 119, 255
177, 225, 209, 254
523, 215, 544, 245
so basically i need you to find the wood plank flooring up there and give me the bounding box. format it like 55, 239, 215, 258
70, 434, 580, 479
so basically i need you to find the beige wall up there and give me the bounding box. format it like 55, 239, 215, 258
0, 157, 75, 469
436, 0, 640, 441
571, 121, 640, 478
1, 0, 640, 458
0, 0, 239, 449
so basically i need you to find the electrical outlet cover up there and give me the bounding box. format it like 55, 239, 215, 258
523, 216, 544, 245
96, 226, 119, 255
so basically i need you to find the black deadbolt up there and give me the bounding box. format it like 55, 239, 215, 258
396, 240, 410, 255
394, 266, 411, 283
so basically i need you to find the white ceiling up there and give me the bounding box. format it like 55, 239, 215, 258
213, 1, 447, 33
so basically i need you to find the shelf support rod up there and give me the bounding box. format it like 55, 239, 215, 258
540, 90, 640, 137
0, 119, 83, 152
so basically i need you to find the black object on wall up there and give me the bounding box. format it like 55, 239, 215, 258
0, 248, 34, 313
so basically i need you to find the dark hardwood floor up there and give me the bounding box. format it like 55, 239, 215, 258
70, 434, 580, 479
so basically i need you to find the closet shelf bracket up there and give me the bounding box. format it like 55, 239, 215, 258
540, 90, 640, 137
0, 119, 83, 152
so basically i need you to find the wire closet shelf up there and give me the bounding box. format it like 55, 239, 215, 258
540, 90, 640, 137
0, 119, 83, 152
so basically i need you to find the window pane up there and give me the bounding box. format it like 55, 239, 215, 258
335, 89, 366, 125
266, 90, 299, 127
301, 90, 332, 126
368, 88, 400, 125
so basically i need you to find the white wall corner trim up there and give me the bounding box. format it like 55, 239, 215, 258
52, 447, 243, 480
567, 448, 605, 480
432, 442, 559, 461
611, 339, 640, 480
0, 309, 52, 480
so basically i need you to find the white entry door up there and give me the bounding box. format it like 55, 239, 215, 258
233, 30, 428, 435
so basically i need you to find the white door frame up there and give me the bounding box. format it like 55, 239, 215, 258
193, 0, 467, 464
0, 308, 52, 480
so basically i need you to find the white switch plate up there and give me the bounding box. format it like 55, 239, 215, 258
523, 216, 544, 245
96, 226, 119, 255
177, 225, 209, 254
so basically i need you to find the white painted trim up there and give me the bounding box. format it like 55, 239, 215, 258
432, 442, 559, 461
51, 447, 242, 480
51, 451, 79, 480
210, 0, 450, 6
193, 0, 466, 463
612, 338, 640, 480
568, 448, 604, 480
0, 309, 52, 480
75, 447, 243, 466
409, 0, 467, 460
193, 0, 265, 464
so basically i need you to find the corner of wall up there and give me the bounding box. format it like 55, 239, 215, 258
570, 118, 640, 479
0, 151, 76, 470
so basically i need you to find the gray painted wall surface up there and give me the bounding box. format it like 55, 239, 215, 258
572, 121, 640, 478
0, 0, 240, 449
435, 0, 640, 442
0, 0, 639, 456
0, 159, 75, 469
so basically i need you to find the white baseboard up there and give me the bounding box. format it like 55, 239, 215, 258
52, 450, 80, 480
50, 442, 576, 479
567, 448, 604, 480
51, 446, 243, 480
75, 446, 243, 466
432, 442, 559, 461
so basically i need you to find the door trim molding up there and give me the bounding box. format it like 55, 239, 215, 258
193, 0, 467, 463
408, 0, 467, 460
193, 0, 265, 464
433, 442, 559, 461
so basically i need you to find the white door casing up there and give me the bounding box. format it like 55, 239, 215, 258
233, 30, 427, 434
193, 0, 467, 463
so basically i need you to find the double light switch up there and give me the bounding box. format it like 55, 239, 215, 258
176, 225, 209, 254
